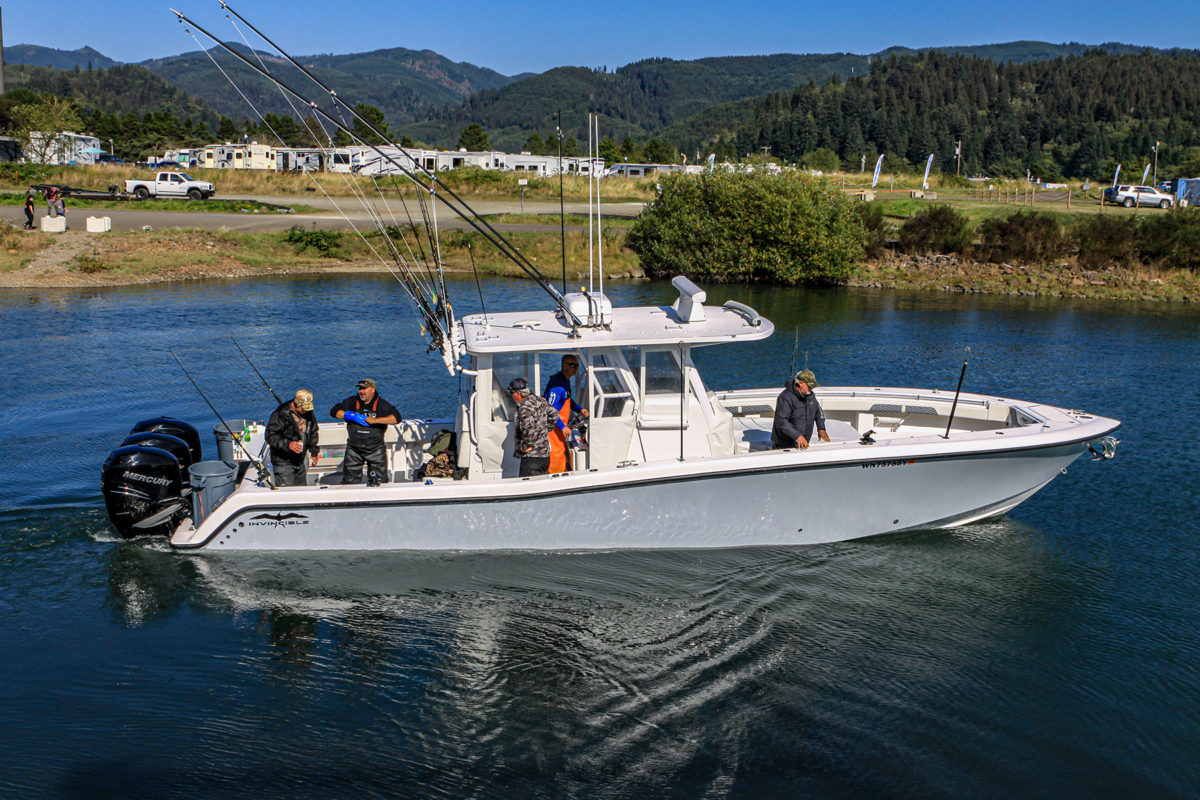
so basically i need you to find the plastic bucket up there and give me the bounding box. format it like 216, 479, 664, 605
189, 460, 238, 526
214, 420, 265, 464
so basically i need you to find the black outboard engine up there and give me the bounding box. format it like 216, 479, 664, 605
101, 418, 201, 539
101, 445, 189, 538
128, 417, 202, 465
121, 433, 196, 478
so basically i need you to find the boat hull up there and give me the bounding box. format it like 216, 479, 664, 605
172, 437, 1102, 551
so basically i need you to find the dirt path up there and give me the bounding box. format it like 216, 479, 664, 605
5, 232, 95, 287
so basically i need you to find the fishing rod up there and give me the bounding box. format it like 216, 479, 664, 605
194, 3, 584, 329
558, 110, 567, 295
170, 349, 276, 489
231, 337, 282, 405
943, 349, 970, 439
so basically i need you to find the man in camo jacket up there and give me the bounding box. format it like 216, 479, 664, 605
508, 377, 558, 477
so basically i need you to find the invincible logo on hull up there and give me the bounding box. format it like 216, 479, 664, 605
247, 512, 310, 528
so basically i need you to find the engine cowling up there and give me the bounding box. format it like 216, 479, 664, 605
101, 445, 188, 538
128, 417, 201, 465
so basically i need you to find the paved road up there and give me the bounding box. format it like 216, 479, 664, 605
3, 194, 645, 234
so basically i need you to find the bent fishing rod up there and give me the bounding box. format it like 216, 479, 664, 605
175, 5, 583, 329
170, 349, 276, 489
231, 337, 282, 405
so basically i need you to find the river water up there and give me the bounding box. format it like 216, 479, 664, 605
0, 276, 1196, 798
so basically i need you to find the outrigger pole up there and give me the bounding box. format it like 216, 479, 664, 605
183, 4, 584, 330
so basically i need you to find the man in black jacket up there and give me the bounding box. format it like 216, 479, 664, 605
330, 379, 400, 485
771, 369, 830, 450
266, 389, 320, 486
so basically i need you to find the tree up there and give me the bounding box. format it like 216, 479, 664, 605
643, 138, 674, 164
598, 137, 618, 164
216, 116, 238, 141
400, 135, 416, 148
628, 171, 864, 285
457, 123, 491, 151
352, 103, 390, 146
799, 147, 841, 172
11, 96, 83, 163
619, 135, 641, 163
523, 133, 545, 154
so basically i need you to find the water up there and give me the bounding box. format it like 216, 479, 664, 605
1, 276, 1197, 798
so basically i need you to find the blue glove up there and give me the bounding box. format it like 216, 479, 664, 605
344, 411, 369, 427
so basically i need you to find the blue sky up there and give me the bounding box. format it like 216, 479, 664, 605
4, 0, 1198, 75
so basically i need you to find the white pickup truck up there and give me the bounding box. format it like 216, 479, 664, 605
124, 171, 216, 201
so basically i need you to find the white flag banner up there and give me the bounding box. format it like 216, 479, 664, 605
922, 154, 934, 190
871, 154, 885, 189
1112, 164, 1122, 188
1141, 163, 1152, 185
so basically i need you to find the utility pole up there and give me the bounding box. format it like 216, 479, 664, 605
1153, 141, 1160, 185
955, 140, 962, 176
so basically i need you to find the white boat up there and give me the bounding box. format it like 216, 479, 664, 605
102, 278, 1120, 552
100, 11, 1120, 551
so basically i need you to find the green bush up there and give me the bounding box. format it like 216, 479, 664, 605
283, 224, 342, 257
857, 202, 892, 257
897, 205, 972, 254
1072, 215, 1137, 269
1135, 210, 1200, 270
976, 211, 1068, 264
626, 171, 865, 285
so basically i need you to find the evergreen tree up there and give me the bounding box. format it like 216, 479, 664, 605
457, 122, 491, 150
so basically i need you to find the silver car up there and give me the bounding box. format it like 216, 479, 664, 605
1105, 184, 1174, 208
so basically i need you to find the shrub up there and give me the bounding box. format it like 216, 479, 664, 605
976, 211, 1068, 264
1135, 210, 1200, 270
626, 171, 865, 285
73, 250, 110, 274
283, 224, 342, 257
897, 205, 972, 254
857, 202, 892, 257
1072, 215, 1137, 269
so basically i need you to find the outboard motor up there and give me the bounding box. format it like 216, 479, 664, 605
101, 444, 188, 538
121, 433, 196, 479
128, 417, 202, 464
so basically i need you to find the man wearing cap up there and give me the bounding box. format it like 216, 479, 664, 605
771, 369, 830, 450
330, 379, 401, 485
266, 389, 320, 487
508, 377, 558, 477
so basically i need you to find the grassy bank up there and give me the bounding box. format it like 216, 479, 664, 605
0, 192, 318, 214
6, 224, 1198, 302
0, 164, 660, 203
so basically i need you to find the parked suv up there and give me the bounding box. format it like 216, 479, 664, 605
1104, 184, 1174, 208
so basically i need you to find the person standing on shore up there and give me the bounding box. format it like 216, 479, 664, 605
23, 191, 35, 230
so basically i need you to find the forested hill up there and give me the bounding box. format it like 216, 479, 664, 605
406, 53, 869, 150
2, 63, 218, 125
409, 41, 1200, 150
138, 45, 520, 126
658, 50, 1200, 180
3, 45, 120, 70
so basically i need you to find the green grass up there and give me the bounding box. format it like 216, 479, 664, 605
479, 213, 636, 228
0, 192, 318, 214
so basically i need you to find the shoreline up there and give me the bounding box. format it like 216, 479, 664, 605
2, 234, 1197, 302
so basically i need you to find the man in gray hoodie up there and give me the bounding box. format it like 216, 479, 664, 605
771, 369, 830, 450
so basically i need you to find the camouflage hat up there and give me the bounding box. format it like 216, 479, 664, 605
356, 378, 376, 390
293, 389, 314, 411
795, 369, 818, 388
